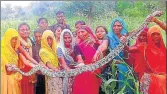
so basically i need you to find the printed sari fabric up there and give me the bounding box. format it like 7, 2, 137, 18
39, 30, 63, 94
141, 25, 166, 94
107, 18, 134, 94
1, 28, 22, 94
72, 26, 101, 94
58, 29, 81, 94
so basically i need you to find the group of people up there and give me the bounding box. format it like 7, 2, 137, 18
1, 10, 166, 94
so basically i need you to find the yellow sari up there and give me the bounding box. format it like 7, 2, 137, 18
39, 30, 62, 94
39, 30, 58, 68
1, 28, 22, 94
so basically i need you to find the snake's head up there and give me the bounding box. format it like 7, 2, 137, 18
152, 11, 163, 17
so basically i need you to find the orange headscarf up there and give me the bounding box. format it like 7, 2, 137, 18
145, 25, 166, 74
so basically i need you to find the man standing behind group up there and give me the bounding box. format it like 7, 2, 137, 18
50, 11, 70, 30
37, 17, 50, 33
31, 18, 50, 45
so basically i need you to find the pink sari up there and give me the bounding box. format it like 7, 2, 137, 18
72, 26, 101, 94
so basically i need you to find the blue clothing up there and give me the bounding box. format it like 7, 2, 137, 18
107, 18, 128, 60
57, 45, 81, 67
107, 18, 134, 94
57, 45, 81, 94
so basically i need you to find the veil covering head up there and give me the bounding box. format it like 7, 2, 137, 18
59, 29, 75, 62
78, 25, 97, 42
39, 30, 59, 68
107, 18, 128, 59
134, 27, 149, 46
1, 28, 20, 66
145, 25, 166, 74
1, 28, 22, 81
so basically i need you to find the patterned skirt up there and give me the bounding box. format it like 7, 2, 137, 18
46, 76, 63, 94
62, 77, 74, 94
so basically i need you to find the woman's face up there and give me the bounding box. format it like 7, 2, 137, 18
77, 28, 89, 40
113, 21, 122, 35
95, 27, 107, 40
64, 32, 72, 47
47, 36, 53, 47
54, 27, 62, 39
151, 32, 161, 44
11, 37, 18, 49
138, 32, 147, 42
18, 25, 30, 39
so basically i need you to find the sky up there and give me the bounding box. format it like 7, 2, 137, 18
1, 1, 36, 8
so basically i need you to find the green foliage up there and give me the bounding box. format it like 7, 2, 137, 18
66, 16, 88, 31
1, 0, 166, 46
122, 2, 150, 17
92, 11, 119, 32
99, 58, 140, 94
116, 1, 133, 16
1, 1, 166, 93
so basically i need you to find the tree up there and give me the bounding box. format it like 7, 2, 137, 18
61, 1, 115, 25
1, 4, 15, 19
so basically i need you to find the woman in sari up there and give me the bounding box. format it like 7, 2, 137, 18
74, 20, 86, 44
57, 29, 84, 94
93, 18, 134, 93
124, 27, 149, 80
95, 26, 109, 94
1, 28, 37, 94
95, 26, 109, 58
39, 30, 63, 94
95, 26, 108, 40
72, 25, 101, 94
18, 22, 37, 94
140, 25, 166, 94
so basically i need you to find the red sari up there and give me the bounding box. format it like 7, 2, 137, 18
72, 26, 101, 94
141, 25, 166, 94
20, 66, 35, 94
19, 39, 35, 94
127, 28, 149, 80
